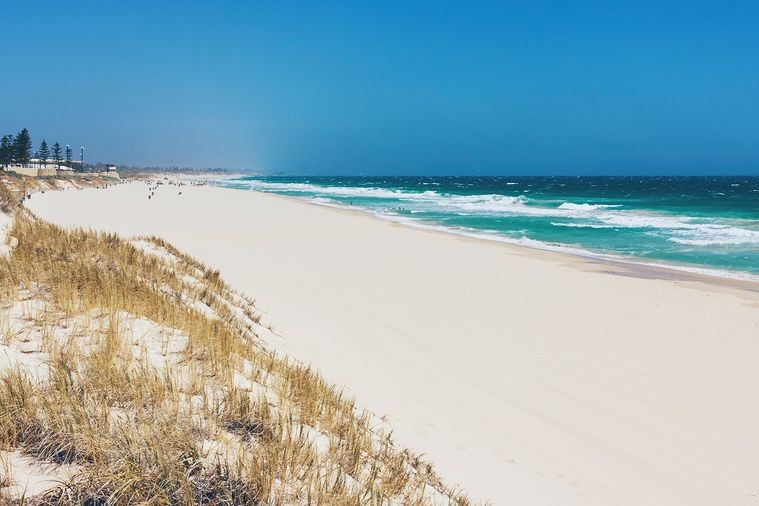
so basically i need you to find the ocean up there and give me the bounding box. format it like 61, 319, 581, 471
213, 176, 759, 279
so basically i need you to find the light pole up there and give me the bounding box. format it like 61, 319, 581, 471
80, 147, 85, 173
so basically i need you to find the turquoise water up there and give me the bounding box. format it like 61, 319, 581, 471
215, 176, 759, 279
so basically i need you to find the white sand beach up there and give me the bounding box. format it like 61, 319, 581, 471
28, 181, 759, 505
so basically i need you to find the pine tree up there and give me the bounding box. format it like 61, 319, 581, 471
52, 142, 63, 168
38, 139, 50, 167
13, 128, 33, 166
0, 135, 13, 166
65, 144, 73, 164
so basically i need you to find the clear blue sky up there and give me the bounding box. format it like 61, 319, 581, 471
2, 0, 758, 174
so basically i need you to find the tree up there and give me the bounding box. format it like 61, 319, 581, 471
13, 128, 32, 166
38, 139, 50, 167
65, 144, 73, 164
52, 142, 63, 168
0, 135, 13, 166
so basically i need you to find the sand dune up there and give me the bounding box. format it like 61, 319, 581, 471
29, 180, 759, 505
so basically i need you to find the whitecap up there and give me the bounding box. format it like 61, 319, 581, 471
666, 225, 759, 246
550, 222, 617, 229
557, 202, 622, 211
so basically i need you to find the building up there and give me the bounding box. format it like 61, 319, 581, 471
68, 160, 84, 172
1, 159, 119, 178
56, 165, 75, 174
104, 163, 120, 179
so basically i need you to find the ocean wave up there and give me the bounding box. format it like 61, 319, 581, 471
231, 179, 543, 214
232, 181, 628, 220
666, 226, 759, 246
309, 197, 335, 205
550, 222, 617, 229
230, 179, 422, 200
551, 213, 759, 245
591, 212, 759, 246
557, 202, 622, 211
435, 194, 533, 214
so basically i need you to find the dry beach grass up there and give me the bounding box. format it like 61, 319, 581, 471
0, 180, 469, 504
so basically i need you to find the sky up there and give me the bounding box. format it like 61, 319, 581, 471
1, 0, 758, 175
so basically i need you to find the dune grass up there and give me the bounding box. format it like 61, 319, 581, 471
0, 185, 17, 214
0, 190, 470, 504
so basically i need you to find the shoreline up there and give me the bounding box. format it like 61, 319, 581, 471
208, 178, 759, 288
219, 183, 759, 295
25, 179, 759, 505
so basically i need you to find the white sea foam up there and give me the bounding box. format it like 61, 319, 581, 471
232, 180, 414, 200
552, 213, 759, 246
667, 226, 759, 246
597, 213, 759, 246
309, 197, 335, 205
557, 202, 622, 211
550, 222, 617, 229
436, 194, 534, 214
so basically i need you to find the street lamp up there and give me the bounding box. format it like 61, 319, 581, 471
80, 147, 85, 173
